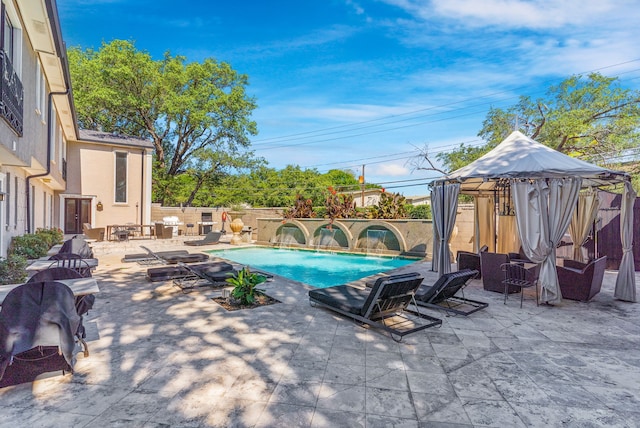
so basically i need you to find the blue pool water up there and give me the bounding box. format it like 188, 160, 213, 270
208, 247, 418, 288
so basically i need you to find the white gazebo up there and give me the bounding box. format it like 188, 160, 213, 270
431, 131, 636, 304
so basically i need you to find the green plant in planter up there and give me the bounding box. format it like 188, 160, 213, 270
35, 227, 64, 248
0, 254, 28, 285
226, 267, 267, 305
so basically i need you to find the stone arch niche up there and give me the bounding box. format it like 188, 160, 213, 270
273, 220, 309, 247
311, 222, 351, 250
355, 222, 405, 254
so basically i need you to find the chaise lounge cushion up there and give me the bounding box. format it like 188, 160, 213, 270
557, 256, 607, 302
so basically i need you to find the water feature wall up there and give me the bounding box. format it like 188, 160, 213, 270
257, 218, 433, 258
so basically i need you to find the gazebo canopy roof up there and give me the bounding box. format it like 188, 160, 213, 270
433, 131, 630, 194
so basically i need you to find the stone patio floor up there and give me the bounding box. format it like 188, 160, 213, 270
2, 237, 640, 427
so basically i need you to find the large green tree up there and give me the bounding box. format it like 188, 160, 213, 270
437, 73, 640, 176
214, 167, 362, 207
68, 40, 262, 205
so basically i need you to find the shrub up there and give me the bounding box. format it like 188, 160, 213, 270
9, 234, 50, 259
367, 192, 407, 219
35, 227, 64, 248
282, 194, 316, 219
406, 204, 432, 219
226, 267, 267, 306
0, 254, 28, 285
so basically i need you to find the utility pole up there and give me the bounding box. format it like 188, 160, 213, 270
359, 164, 365, 207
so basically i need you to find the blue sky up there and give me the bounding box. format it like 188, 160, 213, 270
57, 0, 640, 196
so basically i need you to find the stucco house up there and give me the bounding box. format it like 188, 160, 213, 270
0, 0, 152, 255
63, 130, 153, 235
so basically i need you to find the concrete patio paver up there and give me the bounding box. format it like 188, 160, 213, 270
1, 238, 639, 427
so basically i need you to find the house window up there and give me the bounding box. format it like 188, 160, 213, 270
115, 151, 128, 203
36, 59, 46, 117
5, 172, 9, 230
2, 8, 13, 62
13, 176, 17, 229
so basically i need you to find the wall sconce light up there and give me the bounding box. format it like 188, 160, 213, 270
96, 201, 103, 211
0, 191, 5, 202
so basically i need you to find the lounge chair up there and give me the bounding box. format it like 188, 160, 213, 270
412, 269, 487, 316
139, 246, 209, 265
185, 231, 222, 246
172, 261, 238, 290
309, 273, 442, 341
147, 260, 236, 282
122, 249, 190, 264
0, 281, 80, 387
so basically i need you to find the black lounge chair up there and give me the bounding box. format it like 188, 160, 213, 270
122, 250, 190, 264
309, 273, 442, 341
184, 231, 222, 246
139, 246, 209, 265
147, 261, 236, 282
172, 261, 239, 290
412, 269, 487, 316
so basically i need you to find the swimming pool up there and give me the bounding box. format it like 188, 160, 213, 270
208, 247, 418, 288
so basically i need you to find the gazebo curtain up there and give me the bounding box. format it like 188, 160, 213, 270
568, 190, 600, 262
432, 183, 460, 275
512, 178, 582, 304
474, 196, 496, 252
614, 181, 637, 302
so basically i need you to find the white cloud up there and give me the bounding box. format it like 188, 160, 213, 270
373, 163, 410, 176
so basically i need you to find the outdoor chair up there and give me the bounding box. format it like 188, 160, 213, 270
27, 268, 96, 357
556, 256, 607, 302
480, 252, 520, 294
139, 246, 210, 265
500, 263, 539, 308
413, 269, 487, 315
147, 260, 235, 282
0, 281, 80, 388
456, 245, 488, 278
83, 223, 105, 242
184, 231, 222, 246
122, 249, 190, 264
171, 261, 238, 290
48, 253, 93, 278
155, 223, 173, 239
309, 273, 442, 341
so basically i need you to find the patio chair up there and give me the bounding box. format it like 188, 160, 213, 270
122, 249, 190, 264
83, 223, 105, 241
27, 268, 95, 357
184, 231, 222, 246
309, 273, 442, 341
48, 253, 93, 278
456, 245, 488, 278
412, 269, 487, 316
501, 263, 539, 308
172, 261, 241, 291
139, 245, 210, 265
147, 260, 236, 282
556, 256, 607, 302
155, 223, 173, 239
480, 252, 521, 294
0, 281, 80, 388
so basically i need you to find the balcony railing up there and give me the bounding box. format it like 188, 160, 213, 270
0, 49, 24, 136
